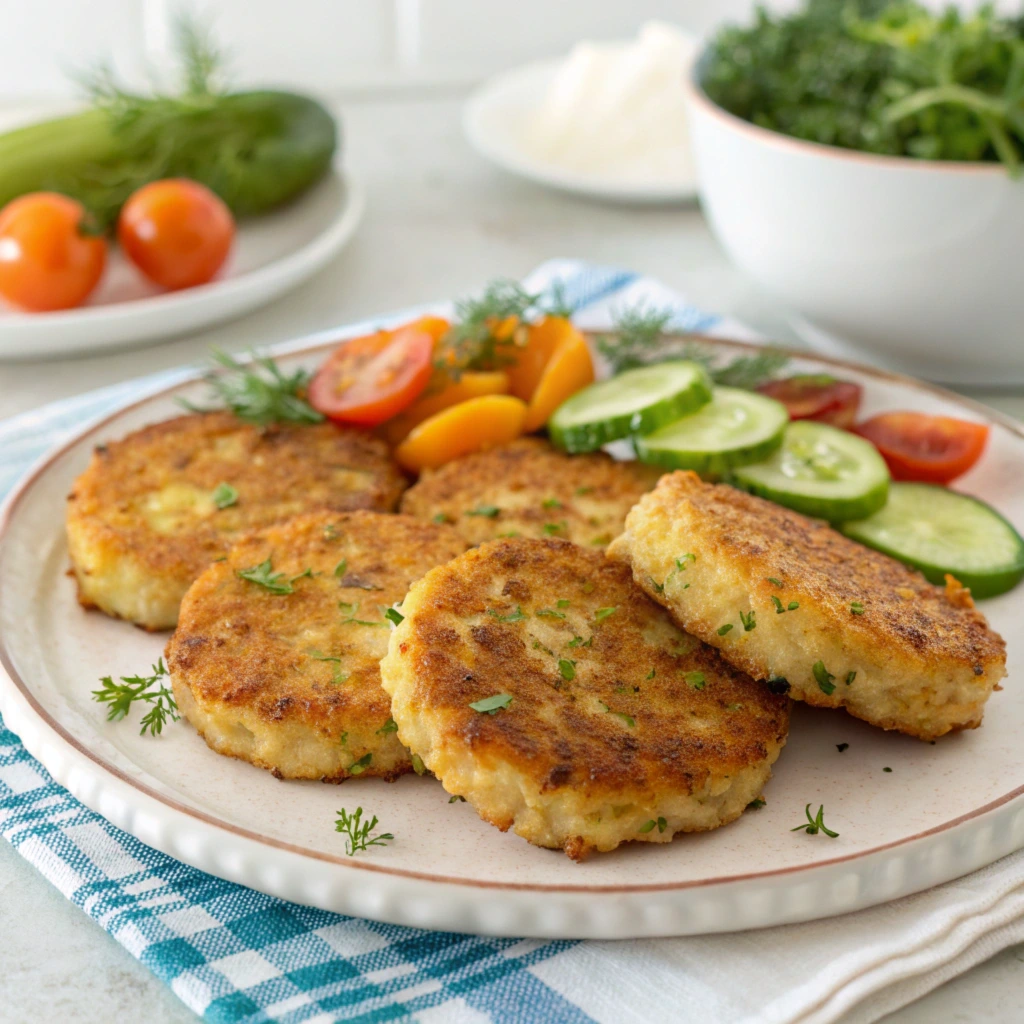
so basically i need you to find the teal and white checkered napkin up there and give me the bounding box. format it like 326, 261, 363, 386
3, 260, 1024, 1024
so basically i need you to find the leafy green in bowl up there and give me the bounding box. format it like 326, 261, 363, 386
702, 0, 1024, 171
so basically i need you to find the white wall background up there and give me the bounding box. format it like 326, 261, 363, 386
0, 0, 1016, 100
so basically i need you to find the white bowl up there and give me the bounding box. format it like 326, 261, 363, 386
684, 65, 1024, 386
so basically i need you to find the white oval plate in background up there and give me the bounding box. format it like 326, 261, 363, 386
1, 337, 1023, 939
0, 169, 364, 361
464, 61, 698, 204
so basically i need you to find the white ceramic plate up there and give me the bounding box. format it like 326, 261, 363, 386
1, 337, 1023, 940
464, 61, 698, 204
0, 169, 364, 361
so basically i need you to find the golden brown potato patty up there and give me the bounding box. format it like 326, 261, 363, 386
608, 471, 1007, 740
66, 411, 407, 629
166, 510, 467, 782
399, 437, 660, 548
380, 537, 790, 860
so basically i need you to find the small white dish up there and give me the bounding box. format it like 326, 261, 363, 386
0, 169, 364, 361
2, 336, 1023, 939
464, 61, 698, 204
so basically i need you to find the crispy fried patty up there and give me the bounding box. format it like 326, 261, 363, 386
399, 437, 660, 548
607, 471, 1007, 741
67, 412, 407, 630
166, 510, 467, 782
380, 537, 789, 860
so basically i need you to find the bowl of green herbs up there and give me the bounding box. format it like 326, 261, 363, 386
686, 0, 1024, 385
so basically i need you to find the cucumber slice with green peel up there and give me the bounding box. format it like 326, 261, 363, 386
841, 483, 1024, 599
634, 387, 788, 476
732, 421, 889, 522
548, 361, 712, 453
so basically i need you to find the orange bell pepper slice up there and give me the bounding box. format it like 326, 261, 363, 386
394, 395, 527, 473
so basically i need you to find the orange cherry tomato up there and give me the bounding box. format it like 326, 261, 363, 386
854, 411, 989, 484
117, 179, 234, 290
0, 192, 106, 312
309, 324, 435, 426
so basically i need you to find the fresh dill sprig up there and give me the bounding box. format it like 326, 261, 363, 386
237, 558, 312, 594
334, 807, 394, 856
92, 659, 179, 737
183, 349, 324, 426
791, 803, 839, 838
596, 302, 789, 387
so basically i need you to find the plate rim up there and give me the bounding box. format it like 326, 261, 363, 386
463, 60, 699, 204
2, 332, 1024, 901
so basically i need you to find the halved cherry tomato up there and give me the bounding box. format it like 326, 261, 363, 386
854, 412, 989, 484
310, 324, 434, 426
757, 375, 862, 429
0, 192, 106, 311
118, 179, 234, 290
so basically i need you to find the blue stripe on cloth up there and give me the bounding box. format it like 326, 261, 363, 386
0, 260, 695, 1023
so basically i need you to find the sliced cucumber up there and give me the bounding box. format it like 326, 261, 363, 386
732, 421, 889, 522
634, 387, 788, 476
548, 361, 712, 453
841, 482, 1024, 598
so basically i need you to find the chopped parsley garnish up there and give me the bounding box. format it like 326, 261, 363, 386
638, 817, 668, 834
377, 718, 399, 735
536, 608, 566, 619
788, 602, 800, 611
334, 558, 348, 577
575, 486, 593, 496
717, 623, 734, 636
883, 766, 893, 773
598, 700, 635, 727
568, 635, 592, 648
237, 559, 312, 595
469, 693, 513, 714
675, 553, 696, 570
684, 671, 706, 690
727, 702, 743, 711
334, 806, 393, 856
384, 607, 404, 626
543, 521, 567, 535
851, 601, 865, 615
338, 602, 389, 628
845, 671, 857, 686
594, 606, 618, 622
646, 668, 656, 680
487, 605, 526, 623
837, 743, 849, 753
184, 350, 324, 426
411, 753, 427, 775
558, 659, 576, 681
91, 658, 178, 737
771, 595, 786, 614
791, 803, 839, 838
213, 482, 238, 509
432, 512, 450, 524
766, 577, 783, 588
747, 797, 766, 810
309, 650, 348, 683
649, 577, 666, 594
590, 534, 612, 546
449, 794, 466, 803
466, 505, 500, 518
542, 498, 562, 509
323, 524, 340, 540
813, 660, 836, 695
557, 598, 570, 608
348, 753, 373, 776
739, 609, 757, 632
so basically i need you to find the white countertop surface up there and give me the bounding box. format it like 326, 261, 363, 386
1, 90, 1022, 1024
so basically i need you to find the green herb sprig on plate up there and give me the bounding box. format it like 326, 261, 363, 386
334, 807, 394, 856
92, 658, 179, 737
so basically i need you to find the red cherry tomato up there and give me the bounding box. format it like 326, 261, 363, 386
117, 179, 234, 290
309, 325, 435, 426
0, 192, 106, 311
757, 374, 863, 429
854, 412, 989, 484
